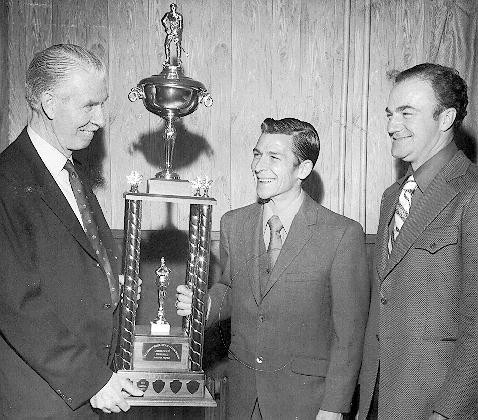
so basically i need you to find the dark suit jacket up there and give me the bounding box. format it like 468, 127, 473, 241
207, 193, 369, 419
0, 128, 120, 419
359, 150, 478, 420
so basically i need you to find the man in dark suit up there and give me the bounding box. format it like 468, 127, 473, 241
177, 118, 369, 419
359, 63, 478, 420
0, 44, 142, 419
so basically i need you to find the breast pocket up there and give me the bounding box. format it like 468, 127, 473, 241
413, 226, 458, 254
414, 226, 460, 341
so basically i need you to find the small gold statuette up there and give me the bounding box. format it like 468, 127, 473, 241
151, 257, 171, 335
189, 176, 213, 197
126, 170, 143, 193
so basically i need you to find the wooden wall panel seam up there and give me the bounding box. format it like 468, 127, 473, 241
360, 0, 371, 230
339, 0, 351, 215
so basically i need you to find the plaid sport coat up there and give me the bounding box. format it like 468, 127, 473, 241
359, 150, 478, 420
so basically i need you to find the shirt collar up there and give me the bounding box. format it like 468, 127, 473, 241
263, 190, 305, 235
28, 125, 69, 177
402, 141, 458, 192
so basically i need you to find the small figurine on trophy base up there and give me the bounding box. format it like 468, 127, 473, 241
151, 258, 171, 336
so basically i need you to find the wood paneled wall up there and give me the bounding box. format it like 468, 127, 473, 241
2, 0, 477, 233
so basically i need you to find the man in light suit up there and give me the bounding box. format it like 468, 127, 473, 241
177, 118, 369, 419
359, 63, 478, 420
0, 44, 142, 419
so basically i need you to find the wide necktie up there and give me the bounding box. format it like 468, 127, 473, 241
64, 160, 119, 306
267, 215, 283, 269
388, 175, 418, 254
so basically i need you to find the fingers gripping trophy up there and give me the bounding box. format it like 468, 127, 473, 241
116, 3, 216, 407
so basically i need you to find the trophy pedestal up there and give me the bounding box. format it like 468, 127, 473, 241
147, 178, 191, 196
119, 192, 217, 407
117, 327, 215, 406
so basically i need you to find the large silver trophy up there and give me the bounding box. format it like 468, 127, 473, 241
117, 4, 216, 408
128, 3, 212, 194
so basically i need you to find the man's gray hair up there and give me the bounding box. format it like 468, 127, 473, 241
25, 44, 106, 110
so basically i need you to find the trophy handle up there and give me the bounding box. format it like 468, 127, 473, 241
128, 86, 146, 102
199, 91, 213, 107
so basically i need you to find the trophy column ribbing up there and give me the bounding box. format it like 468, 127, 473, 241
183, 204, 200, 335
118, 198, 142, 370
189, 204, 212, 371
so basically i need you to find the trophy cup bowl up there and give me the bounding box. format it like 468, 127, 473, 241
129, 65, 213, 185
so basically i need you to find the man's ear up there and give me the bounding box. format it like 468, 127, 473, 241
40, 91, 56, 120
297, 159, 313, 181
439, 107, 457, 132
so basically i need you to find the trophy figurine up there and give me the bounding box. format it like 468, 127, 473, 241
151, 258, 171, 335
128, 2, 213, 196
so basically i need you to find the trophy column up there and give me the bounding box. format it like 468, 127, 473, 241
118, 197, 142, 370
117, 191, 216, 407
188, 204, 212, 372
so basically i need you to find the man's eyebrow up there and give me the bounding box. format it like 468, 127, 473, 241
385, 105, 418, 113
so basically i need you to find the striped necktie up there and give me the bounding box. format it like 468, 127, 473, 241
388, 174, 418, 254
64, 160, 119, 306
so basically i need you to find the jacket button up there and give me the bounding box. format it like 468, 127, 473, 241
67, 397, 72, 404
430, 242, 437, 249
380, 297, 388, 305
258, 315, 264, 322
256, 356, 263, 364
104, 344, 111, 349
103, 303, 111, 309
265, 268, 270, 274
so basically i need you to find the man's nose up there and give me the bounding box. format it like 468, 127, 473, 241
387, 115, 402, 136
253, 155, 267, 172
91, 105, 106, 128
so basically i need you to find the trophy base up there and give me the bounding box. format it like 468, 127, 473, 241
151, 320, 170, 335
117, 370, 216, 407
147, 178, 191, 196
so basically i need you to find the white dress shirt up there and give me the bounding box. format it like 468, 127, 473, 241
28, 126, 85, 230
262, 190, 304, 249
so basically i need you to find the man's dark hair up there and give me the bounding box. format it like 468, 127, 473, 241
260, 117, 320, 166
394, 63, 468, 128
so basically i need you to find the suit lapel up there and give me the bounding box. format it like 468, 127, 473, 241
383, 152, 469, 280
240, 204, 263, 306
17, 131, 98, 261
376, 183, 401, 283
262, 194, 315, 299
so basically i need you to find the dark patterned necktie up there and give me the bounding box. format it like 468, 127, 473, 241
64, 160, 119, 306
388, 174, 418, 254
267, 215, 283, 269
